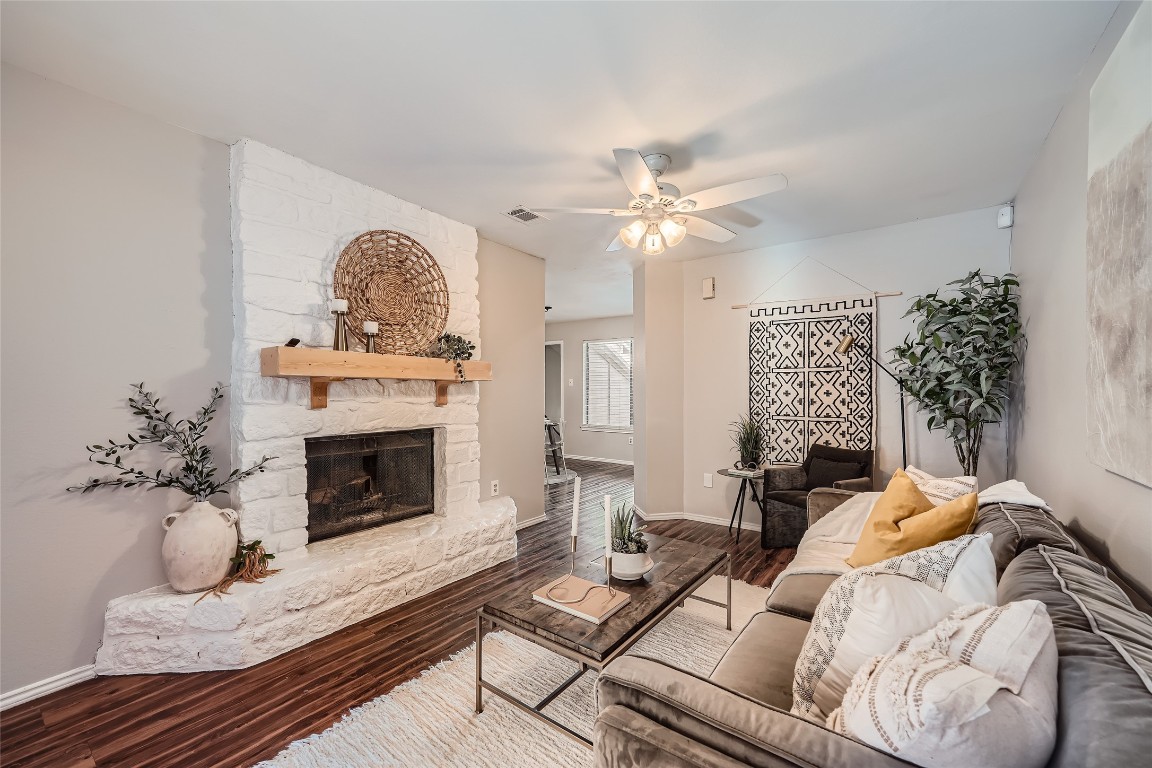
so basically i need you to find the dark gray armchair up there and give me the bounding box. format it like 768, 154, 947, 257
758, 444, 874, 548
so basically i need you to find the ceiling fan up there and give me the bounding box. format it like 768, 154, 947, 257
531, 149, 787, 255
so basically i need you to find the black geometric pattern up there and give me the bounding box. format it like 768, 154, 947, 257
749, 298, 876, 464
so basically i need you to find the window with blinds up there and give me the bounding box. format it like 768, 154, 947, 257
583, 339, 633, 432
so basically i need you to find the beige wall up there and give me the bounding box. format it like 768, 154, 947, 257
544, 316, 634, 463
1010, 2, 1151, 595
1, 66, 232, 693
633, 262, 685, 517
477, 239, 546, 525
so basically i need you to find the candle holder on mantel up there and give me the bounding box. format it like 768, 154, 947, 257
363, 321, 379, 353
330, 299, 350, 352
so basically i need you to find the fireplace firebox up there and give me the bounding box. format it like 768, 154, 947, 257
304, 429, 434, 543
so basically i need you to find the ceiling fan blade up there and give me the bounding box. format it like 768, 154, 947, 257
605, 234, 626, 252
612, 148, 659, 200
676, 174, 787, 212
530, 207, 634, 216
683, 216, 736, 243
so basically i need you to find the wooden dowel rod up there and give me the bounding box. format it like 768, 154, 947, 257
731, 290, 903, 310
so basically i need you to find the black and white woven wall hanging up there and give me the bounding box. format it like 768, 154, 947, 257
748, 297, 877, 464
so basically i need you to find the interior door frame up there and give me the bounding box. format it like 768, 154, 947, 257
544, 340, 564, 427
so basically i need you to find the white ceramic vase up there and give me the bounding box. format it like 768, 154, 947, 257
612, 552, 655, 581
161, 500, 239, 593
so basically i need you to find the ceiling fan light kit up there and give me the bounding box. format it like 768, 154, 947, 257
620, 219, 647, 249
642, 223, 666, 256
531, 149, 787, 255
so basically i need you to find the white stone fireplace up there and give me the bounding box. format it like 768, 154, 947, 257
94, 140, 517, 675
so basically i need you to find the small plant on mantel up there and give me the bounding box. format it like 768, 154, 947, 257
428, 332, 476, 383
67, 382, 274, 500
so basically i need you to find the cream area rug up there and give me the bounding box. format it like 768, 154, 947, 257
257, 576, 769, 768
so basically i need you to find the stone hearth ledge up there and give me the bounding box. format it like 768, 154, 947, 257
94, 497, 517, 675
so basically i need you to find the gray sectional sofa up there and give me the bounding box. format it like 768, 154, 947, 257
594, 489, 1152, 768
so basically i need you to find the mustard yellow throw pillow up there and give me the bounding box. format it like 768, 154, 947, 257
846, 469, 978, 568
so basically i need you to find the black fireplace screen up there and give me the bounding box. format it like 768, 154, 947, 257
304, 429, 434, 543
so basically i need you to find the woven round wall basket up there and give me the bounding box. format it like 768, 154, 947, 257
333, 230, 449, 355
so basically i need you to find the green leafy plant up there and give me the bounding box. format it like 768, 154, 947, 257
730, 414, 766, 470
428, 332, 476, 382
67, 383, 274, 502
610, 504, 648, 555
890, 270, 1023, 476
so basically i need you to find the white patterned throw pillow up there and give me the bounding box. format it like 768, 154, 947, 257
790, 533, 996, 721
904, 465, 977, 505
828, 601, 1058, 768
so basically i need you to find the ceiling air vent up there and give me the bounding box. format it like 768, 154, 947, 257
502, 206, 546, 225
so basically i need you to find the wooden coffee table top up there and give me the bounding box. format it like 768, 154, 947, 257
481, 535, 728, 663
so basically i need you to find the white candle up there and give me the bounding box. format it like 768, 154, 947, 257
604, 494, 613, 562
363, 320, 379, 334
570, 476, 581, 537
330, 298, 348, 313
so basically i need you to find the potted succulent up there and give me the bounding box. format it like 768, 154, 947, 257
730, 414, 766, 470
68, 383, 274, 593
610, 504, 653, 581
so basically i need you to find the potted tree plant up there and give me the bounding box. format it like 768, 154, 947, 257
610, 504, 652, 581
890, 270, 1023, 476
68, 383, 274, 593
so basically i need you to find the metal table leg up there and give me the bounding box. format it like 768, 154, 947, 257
726, 555, 733, 631
728, 478, 747, 543
475, 613, 484, 713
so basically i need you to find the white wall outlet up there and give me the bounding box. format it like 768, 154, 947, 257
490, 480, 499, 496
568, 378, 574, 387
628, 436, 633, 445
702, 276, 716, 300
704, 473, 713, 488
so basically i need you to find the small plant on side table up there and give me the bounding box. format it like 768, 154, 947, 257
730, 414, 766, 470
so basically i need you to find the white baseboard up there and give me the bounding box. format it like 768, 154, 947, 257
633, 507, 761, 532
516, 513, 548, 531
565, 454, 634, 467
1, 664, 95, 711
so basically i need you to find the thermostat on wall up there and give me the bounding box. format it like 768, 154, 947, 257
702, 277, 716, 300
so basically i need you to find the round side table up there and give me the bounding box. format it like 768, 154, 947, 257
716, 468, 765, 545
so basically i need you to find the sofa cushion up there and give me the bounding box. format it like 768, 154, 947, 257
710, 611, 810, 710
766, 573, 839, 621
974, 502, 1080, 578
903, 465, 978, 504
998, 546, 1152, 768
846, 470, 978, 568
830, 601, 1058, 768
805, 457, 866, 491
793, 534, 997, 721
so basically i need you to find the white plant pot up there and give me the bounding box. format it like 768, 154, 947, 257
611, 552, 654, 581
161, 500, 239, 593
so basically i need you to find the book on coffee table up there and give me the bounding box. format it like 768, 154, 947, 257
532, 575, 631, 624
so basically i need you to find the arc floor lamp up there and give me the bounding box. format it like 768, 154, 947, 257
836, 334, 908, 469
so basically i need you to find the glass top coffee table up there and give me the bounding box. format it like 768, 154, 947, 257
475, 535, 731, 746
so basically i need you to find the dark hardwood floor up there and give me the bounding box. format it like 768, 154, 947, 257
0, 459, 795, 767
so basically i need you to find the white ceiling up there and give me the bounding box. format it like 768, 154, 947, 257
1, 1, 1117, 322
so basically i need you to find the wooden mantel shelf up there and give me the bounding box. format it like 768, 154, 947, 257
260, 346, 493, 409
